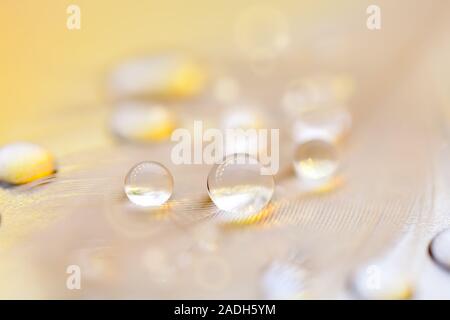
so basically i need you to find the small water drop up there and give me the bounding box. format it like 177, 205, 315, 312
291, 105, 352, 143
207, 154, 274, 220
293, 140, 339, 185
108, 54, 206, 100
111, 102, 176, 142
221, 106, 267, 156
124, 161, 173, 207
429, 228, 450, 272
0, 142, 56, 185
283, 75, 355, 115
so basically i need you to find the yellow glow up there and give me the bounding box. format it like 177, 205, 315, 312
163, 60, 207, 99
0, 145, 56, 185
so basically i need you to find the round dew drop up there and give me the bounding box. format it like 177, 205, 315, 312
0, 142, 56, 185
207, 154, 274, 221
124, 161, 173, 207
293, 139, 339, 184
429, 228, 450, 271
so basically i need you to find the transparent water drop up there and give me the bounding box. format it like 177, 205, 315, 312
124, 161, 173, 207
0, 142, 56, 185
222, 107, 264, 131
429, 228, 450, 271
293, 140, 339, 184
207, 154, 274, 220
108, 54, 205, 100
291, 104, 352, 143
110, 101, 176, 143
282, 75, 355, 115
222, 107, 266, 157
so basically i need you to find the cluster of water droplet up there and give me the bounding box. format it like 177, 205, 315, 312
286, 75, 353, 188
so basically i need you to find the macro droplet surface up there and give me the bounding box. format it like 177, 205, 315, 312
124, 161, 173, 207
429, 228, 450, 271
293, 139, 339, 184
291, 105, 352, 143
111, 101, 176, 143
282, 75, 355, 115
0, 142, 56, 185
108, 54, 206, 100
207, 154, 274, 220
222, 107, 266, 156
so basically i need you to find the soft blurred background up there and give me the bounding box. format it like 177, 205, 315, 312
0, 0, 449, 299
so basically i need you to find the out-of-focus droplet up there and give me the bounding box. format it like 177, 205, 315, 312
429, 228, 450, 271
213, 76, 240, 104
292, 105, 352, 143
108, 54, 206, 101
110, 101, 176, 142
350, 264, 414, 300
293, 140, 339, 186
235, 5, 290, 61
0, 142, 56, 185
223, 107, 264, 130
283, 75, 355, 115
124, 161, 173, 207
207, 154, 274, 221
261, 260, 309, 299
222, 107, 266, 156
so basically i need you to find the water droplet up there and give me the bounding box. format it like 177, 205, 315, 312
110, 102, 176, 142
108, 54, 206, 100
221, 106, 267, 156
291, 104, 352, 143
429, 228, 450, 271
124, 161, 173, 207
283, 75, 355, 115
222, 107, 264, 131
207, 154, 274, 220
0, 142, 56, 185
293, 140, 339, 185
